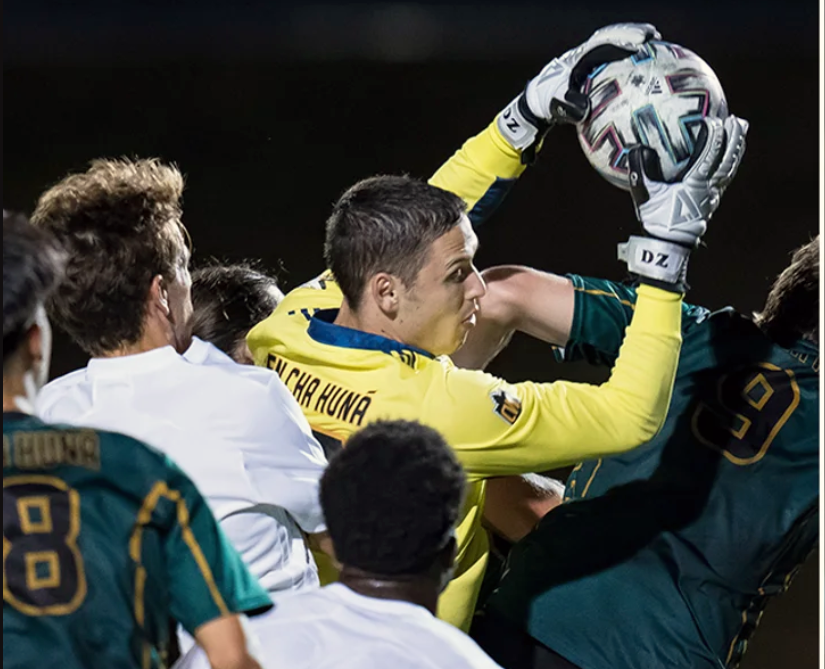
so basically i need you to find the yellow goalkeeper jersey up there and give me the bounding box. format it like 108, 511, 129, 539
248, 276, 681, 630
247, 120, 683, 631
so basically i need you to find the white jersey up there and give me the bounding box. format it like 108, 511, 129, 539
36, 338, 328, 595
174, 583, 503, 669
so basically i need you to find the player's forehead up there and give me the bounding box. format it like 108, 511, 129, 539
430, 215, 478, 266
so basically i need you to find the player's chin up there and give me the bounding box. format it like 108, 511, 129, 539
455, 327, 472, 349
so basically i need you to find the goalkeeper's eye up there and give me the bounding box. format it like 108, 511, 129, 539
449, 267, 469, 283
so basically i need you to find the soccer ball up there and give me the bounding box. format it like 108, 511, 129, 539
576, 41, 728, 191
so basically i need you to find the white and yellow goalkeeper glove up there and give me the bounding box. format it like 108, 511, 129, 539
619, 115, 749, 292
496, 22, 661, 163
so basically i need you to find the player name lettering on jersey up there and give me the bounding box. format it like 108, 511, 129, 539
3, 429, 101, 471
267, 353, 374, 427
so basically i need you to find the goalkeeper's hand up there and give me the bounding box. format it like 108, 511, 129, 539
497, 22, 660, 162
618, 114, 749, 292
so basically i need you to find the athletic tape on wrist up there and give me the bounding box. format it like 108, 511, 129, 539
496, 95, 541, 151
617, 235, 690, 287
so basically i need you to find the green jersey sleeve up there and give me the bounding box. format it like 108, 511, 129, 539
156, 460, 273, 635
560, 275, 709, 366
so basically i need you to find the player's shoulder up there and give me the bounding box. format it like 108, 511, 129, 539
94, 425, 179, 477
45, 367, 87, 388
269, 587, 501, 668
410, 614, 503, 668
5, 412, 174, 476
260, 586, 356, 641
36, 368, 88, 412
435, 356, 508, 393
296, 270, 340, 294
423, 357, 516, 419
6, 410, 142, 447
286, 585, 501, 668
680, 310, 819, 389
275, 271, 344, 316
182, 346, 317, 448
777, 337, 819, 384
180, 343, 280, 397
351, 595, 502, 669
185, 337, 280, 388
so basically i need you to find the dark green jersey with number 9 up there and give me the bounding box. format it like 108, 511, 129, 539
3, 413, 272, 669
486, 275, 819, 669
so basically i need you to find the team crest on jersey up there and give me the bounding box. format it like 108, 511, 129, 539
490, 388, 522, 425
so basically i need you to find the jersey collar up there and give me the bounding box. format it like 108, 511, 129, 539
307, 309, 434, 360
3, 411, 42, 429
3, 411, 31, 422
86, 344, 183, 377
183, 337, 234, 366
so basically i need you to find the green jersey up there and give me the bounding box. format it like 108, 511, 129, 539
3, 413, 272, 669
486, 275, 819, 669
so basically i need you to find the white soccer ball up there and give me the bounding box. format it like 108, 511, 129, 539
576, 41, 728, 191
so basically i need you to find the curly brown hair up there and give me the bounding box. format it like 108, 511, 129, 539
754, 235, 819, 346
31, 158, 187, 356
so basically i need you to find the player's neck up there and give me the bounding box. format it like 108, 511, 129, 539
335, 301, 406, 345
99, 322, 182, 359
335, 301, 373, 332
3, 394, 26, 413
2, 374, 31, 414
339, 566, 440, 615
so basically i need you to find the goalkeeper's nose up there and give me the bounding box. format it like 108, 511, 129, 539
466, 267, 487, 301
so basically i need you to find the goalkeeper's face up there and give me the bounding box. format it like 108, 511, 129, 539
397, 216, 486, 356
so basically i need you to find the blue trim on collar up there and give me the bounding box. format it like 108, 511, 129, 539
307, 309, 435, 359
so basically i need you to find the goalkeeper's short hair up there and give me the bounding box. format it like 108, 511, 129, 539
324, 175, 467, 310
320, 420, 466, 576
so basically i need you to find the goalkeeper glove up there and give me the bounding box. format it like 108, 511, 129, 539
618, 114, 749, 292
497, 22, 661, 163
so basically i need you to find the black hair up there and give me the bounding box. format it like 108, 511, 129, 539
191, 262, 282, 360
324, 175, 467, 309
320, 420, 466, 575
3, 211, 66, 364
755, 235, 819, 346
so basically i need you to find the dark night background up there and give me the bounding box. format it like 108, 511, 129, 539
3, 2, 821, 667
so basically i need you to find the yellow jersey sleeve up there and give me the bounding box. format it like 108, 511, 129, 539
423, 285, 683, 480
247, 278, 682, 633
428, 120, 528, 226
281, 271, 344, 310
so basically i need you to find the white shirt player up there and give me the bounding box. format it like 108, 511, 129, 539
173, 583, 504, 669
36, 337, 328, 596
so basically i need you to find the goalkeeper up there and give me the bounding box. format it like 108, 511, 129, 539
247, 23, 748, 631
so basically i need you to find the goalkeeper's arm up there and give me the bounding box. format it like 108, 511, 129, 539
451, 115, 748, 371
428, 23, 661, 226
